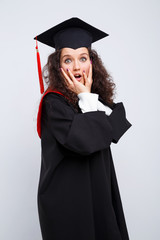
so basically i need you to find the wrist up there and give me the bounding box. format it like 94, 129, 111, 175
77, 90, 90, 95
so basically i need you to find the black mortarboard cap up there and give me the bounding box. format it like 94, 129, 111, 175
34, 17, 109, 50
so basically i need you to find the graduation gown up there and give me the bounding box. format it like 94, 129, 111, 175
37, 91, 132, 240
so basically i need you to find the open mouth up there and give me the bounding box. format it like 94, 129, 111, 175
74, 74, 82, 81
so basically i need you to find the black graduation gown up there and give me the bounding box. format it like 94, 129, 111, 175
37, 92, 132, 240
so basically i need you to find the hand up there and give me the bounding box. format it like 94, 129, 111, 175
60, 62, 93, 95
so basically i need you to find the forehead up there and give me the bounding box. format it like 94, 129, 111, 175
60, 47, 89, 57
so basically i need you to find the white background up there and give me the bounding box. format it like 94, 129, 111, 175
0, 0, 160, 239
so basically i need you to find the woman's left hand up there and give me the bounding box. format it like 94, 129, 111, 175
60, 62, 93, 95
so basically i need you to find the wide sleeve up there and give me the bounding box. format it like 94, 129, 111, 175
108, 102, 132, 143
41, 94, 131, 155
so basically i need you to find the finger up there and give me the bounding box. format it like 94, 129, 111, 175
83, 71, 88, 85
83, 70, 92, 86
88, 61, 92, 80
67, 69, 77, 85
61, 68, 73, 86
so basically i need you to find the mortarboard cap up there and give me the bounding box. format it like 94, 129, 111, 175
34, 17, 109, 50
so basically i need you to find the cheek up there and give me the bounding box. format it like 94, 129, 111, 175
61, 62, 73, 73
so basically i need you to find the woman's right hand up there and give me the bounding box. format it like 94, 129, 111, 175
60, 62, 93, 95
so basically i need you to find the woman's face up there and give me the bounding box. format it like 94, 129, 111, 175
60, 47, 90, 85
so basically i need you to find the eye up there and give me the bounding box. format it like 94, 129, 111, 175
80, 57, 87, 62
64, 58, 71, 63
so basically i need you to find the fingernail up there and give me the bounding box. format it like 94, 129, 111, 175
90, 59, 92, 64
83, 70, 85, 73
59, 68, 62, 71
66, 68, 69, 71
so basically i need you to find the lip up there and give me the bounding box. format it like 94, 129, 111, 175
74, 73, 82, 81
75, 76, 82, 81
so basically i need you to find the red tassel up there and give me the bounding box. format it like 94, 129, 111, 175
35, 37, 44, 94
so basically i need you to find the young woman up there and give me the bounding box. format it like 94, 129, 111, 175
35, 17, 132, 240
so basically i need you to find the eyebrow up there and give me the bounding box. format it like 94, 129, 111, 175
62, 53, 89, 59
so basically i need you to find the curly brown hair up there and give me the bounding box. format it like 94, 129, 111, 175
43, 48, 116, 109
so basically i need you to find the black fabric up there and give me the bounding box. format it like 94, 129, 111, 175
54, 27, 93, 50
37, 93, 131, 240
34, 17, 109, 49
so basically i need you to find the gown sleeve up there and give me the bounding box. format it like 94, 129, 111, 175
41, 93, 131, 155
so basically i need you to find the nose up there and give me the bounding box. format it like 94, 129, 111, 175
73, 60, 80, 71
